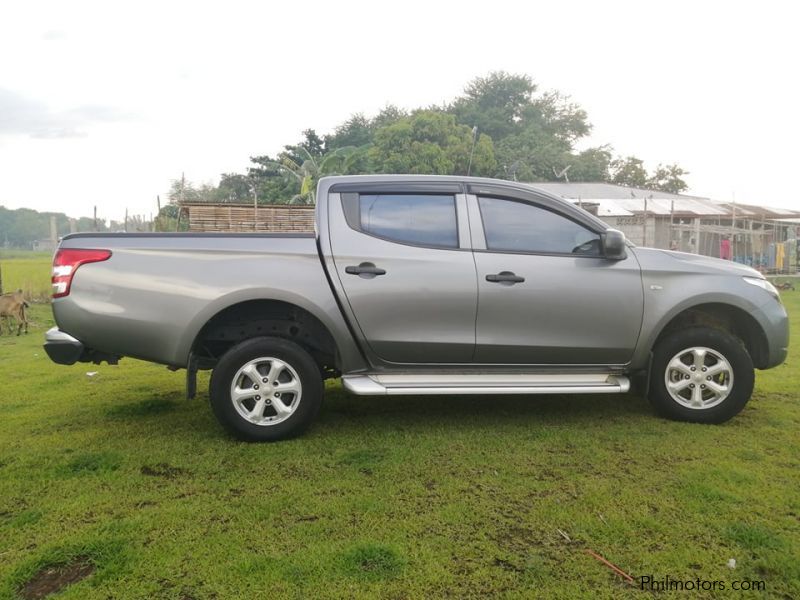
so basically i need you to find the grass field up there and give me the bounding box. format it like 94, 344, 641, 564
0, 251, 52, 301
0, 254, 798, 599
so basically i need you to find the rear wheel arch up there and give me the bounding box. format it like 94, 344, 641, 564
190, 299, 341, 377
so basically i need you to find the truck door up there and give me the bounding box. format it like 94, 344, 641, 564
469, 192, 644, 365
327, 187, 478, 364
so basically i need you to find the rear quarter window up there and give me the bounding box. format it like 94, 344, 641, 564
344, 193, 459, 248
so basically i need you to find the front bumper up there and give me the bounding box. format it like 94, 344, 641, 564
43, 327, 85, 365
754, 299, 790, 369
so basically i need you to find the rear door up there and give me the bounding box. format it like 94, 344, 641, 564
470, 192, 644, 365
328, 186, 478, 364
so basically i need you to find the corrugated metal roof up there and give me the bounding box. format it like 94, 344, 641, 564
716, 202, 800, 219
527, 182, 708, 202
524, 182, 800, 218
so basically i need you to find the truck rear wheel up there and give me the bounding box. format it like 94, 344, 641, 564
209, 337, 323, 441
648, 327, 754, 424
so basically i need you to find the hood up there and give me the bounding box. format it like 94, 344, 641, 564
632, 247, 763, 278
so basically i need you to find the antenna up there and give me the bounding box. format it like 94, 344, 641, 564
467, 126, 478, 176
553, 165, 572, 183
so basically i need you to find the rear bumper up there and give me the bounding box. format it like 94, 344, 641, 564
43, 327, 84, 365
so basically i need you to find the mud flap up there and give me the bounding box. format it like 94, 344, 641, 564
186, 352, 198, 400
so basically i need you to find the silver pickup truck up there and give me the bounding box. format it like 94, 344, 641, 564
44, 175, 789, 441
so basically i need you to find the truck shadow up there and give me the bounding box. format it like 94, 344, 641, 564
317, 388, 654, 431
119, 387, 656, 441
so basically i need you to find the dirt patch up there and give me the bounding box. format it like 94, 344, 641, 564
140, 463, 188, 479
19, 556, 94, 599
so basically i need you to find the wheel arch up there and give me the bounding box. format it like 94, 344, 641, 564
181, 291, 344, 376
650, 301, 769, 368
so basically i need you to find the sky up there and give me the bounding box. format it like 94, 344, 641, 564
1, 0, 798, 222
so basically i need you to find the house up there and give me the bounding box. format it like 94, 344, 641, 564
528, 182, 800, 270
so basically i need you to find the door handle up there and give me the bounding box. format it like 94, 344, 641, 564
345, 262, 387, 277
486, 271, 525, 284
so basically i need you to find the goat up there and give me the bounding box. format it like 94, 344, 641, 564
0, 290, 29, 336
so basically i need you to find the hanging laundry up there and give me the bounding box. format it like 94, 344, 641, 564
720, 237, 732, 260
776, 243, 785, 270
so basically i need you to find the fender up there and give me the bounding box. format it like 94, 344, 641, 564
177, 285, 364, 372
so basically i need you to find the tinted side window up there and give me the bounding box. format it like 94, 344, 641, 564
358, 194, 458, 248
478, 196, 601, 255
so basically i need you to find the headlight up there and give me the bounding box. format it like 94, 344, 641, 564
743, 276, 781, 301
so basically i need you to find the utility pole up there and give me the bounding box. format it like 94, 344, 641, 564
93, 206, 97, 232
730, 193, 736, 260
670, 200, 675, 249
252, 179, 258, 231
642, 196, 648, 247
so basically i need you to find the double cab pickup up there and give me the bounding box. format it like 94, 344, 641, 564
44, 175, 789, 440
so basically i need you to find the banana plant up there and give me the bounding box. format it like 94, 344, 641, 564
263, 146, 358, 204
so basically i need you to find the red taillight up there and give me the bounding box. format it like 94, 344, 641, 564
52, 248, 112, 298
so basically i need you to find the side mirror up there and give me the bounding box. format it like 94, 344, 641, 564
601, 229, 627, 260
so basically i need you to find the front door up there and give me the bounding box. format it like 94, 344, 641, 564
330, 191, 478, 364
471, 194, 644, 365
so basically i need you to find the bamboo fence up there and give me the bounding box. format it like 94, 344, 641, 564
180, 202, 315, 233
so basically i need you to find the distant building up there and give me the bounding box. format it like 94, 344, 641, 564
528, 182, 800, 269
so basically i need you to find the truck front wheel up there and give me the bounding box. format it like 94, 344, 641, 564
209, 337, 323, 441
648, 327, 754, 424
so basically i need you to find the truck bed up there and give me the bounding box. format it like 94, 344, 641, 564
52, 232, 360, 369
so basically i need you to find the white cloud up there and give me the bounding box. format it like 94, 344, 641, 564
0, 87, 133, 139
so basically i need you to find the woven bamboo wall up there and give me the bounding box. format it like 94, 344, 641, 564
181, 203, 315, 233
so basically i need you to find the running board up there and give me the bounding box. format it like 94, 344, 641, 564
342, 373, 630, 396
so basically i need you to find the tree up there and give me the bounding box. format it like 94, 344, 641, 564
568, 147, 613, 182
609, 156, 649, 188
449, 71, 606, 182
167, 177, 217, 203
608, 158, 689, 192
0, 206, 111, 248
297, 129, 325, 159
193, 71, 688, 202
324, 114, 373, 149
494, 124, 571, 181
217, 173, 255, 203
368, 110, 495, 176
450, 71, 538, 141
647, 164, 689, 193
256, 146, 358, 204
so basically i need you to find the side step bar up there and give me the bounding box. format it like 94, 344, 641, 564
342, 373, 630, 396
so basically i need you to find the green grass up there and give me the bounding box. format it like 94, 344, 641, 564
0, 273, 798, 598
0, 251, 52, 301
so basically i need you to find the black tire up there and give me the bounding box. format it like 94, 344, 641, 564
648, 327, 754, 424
209, 337, 323, 441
